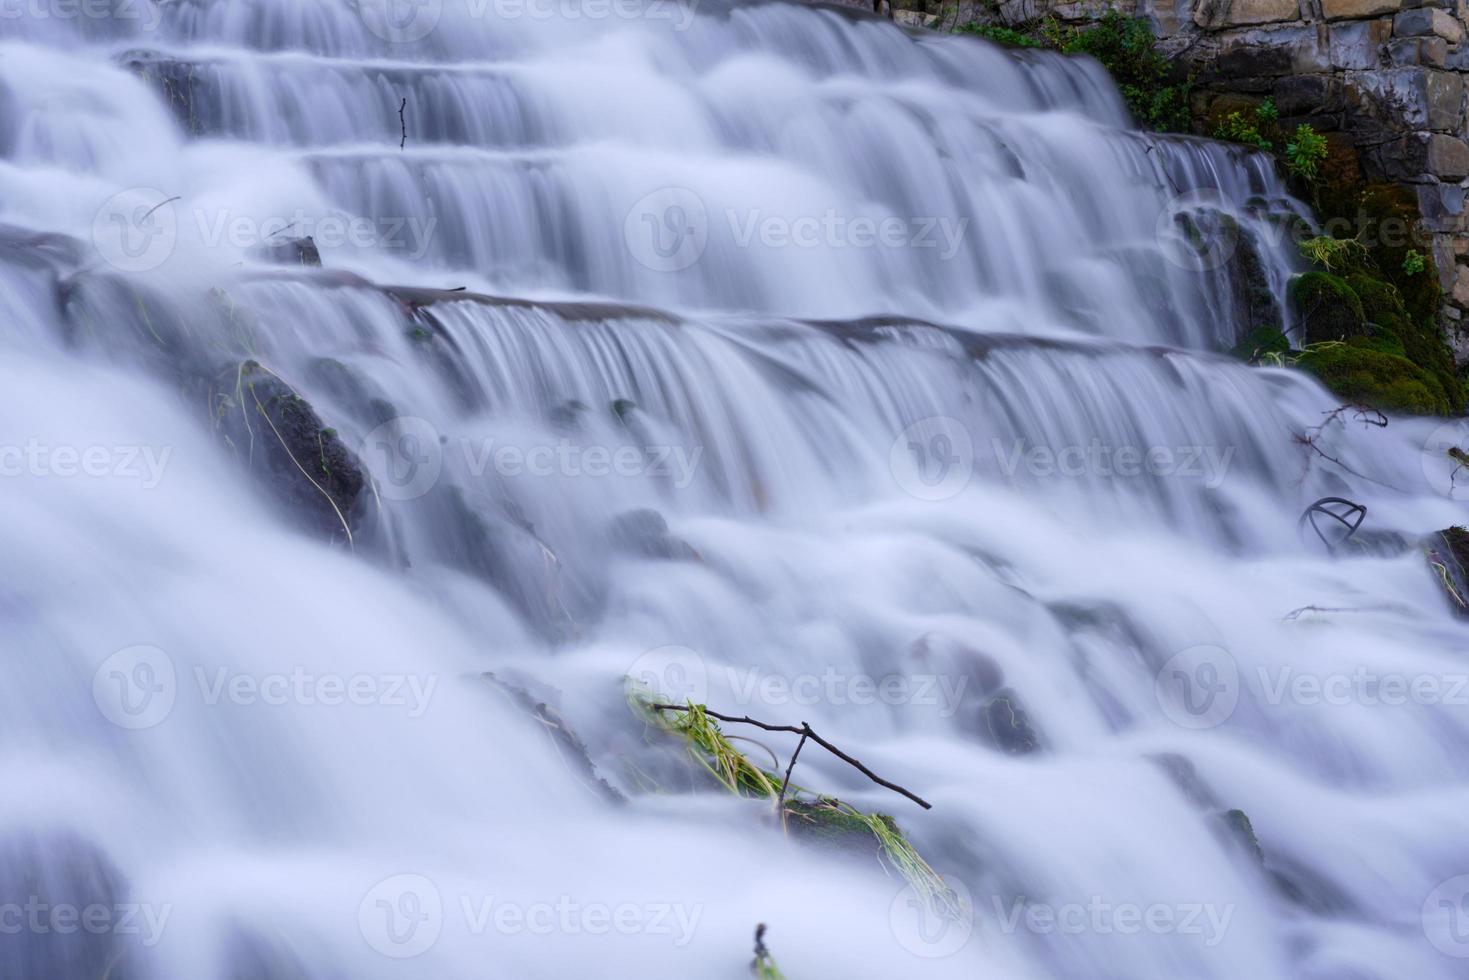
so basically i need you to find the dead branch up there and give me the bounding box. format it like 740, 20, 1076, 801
399, 98, 408, 150
646, 703, 932, 810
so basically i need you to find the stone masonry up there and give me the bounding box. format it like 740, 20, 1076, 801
808, 0, 1469, 352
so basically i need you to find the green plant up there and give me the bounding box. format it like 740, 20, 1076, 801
1255, 98, 1278, 124
1285, 125, 1328, 183
1213, 111, 1271, 150
1062, 13, 1192, 131
956, 22, 1042, 48
955, 13, 1191, 131
1298, 235, 1367, 271
1402, 249, 1427, 276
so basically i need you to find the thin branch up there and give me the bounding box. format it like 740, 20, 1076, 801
646, 703, 932, 810
777, 729, 808, 812
398, 98, 408, 150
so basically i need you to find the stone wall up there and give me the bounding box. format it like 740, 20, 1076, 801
809, 0, 1469, 354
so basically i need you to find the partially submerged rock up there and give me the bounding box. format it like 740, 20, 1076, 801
1426, 526, 1469, 615
482, 672, 624, 804
609, 509, 700, 561
211, 361, 369, 545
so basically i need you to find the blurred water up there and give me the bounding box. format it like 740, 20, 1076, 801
2, 2, 1468, 978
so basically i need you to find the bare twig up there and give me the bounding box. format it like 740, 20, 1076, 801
399, 98, 408, 150
141, 195, 181, 221
776, 729, 808, 813
646, 703, 932, 810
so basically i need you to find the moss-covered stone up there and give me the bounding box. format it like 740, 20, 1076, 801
1230, 325, 1291, 362
782, 799, 898, 855
1289, 272, 1366, 344
1296, 344, 1449, 414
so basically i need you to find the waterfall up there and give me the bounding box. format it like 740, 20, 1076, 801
3, 2, 1468, 978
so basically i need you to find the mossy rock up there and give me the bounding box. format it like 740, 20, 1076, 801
1230, 325, 1291, 363
1289, 272, 1365, 345
782, 799, 899, 856
1296, 344, 1450, 415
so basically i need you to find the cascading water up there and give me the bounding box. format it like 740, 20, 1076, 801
3, 1, 1469, 977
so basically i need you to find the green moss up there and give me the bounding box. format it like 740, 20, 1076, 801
956, 23, 1042, 48
954, 13, 1191, 131
1296, 344, 1449, 415
1289, 272, 1365, 345
1230, 325, 1291, 363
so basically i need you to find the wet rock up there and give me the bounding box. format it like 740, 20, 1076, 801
1151, 753, 1222, 807
782, 800, 898, 857
979, 690, 1041, 755
609, 509, 700, 561
1425, 525, 1469, 615
1223, 221, 1281, 345
212, 362, 369, 544
431, 485, 574, 640
253, 235, 322, 267
1216, 808, 1267, 868
482, 672, 624, 804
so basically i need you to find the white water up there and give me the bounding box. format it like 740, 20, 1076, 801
3, 2, 1469, 978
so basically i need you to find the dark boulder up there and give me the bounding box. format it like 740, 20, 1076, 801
212, 361, 369, 545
